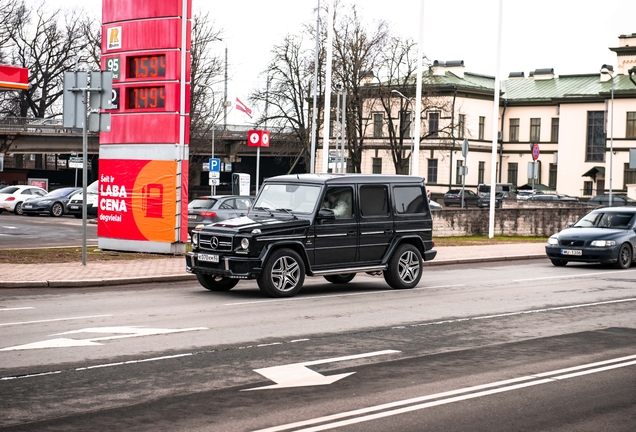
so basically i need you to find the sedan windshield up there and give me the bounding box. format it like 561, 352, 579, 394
573, 212, 636, 229
253, 184, 320, 214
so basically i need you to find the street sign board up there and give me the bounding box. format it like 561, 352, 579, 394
208, 178, 220, 186
461, 139, 469, 158
208, 171, 220, 179
69, 157, 83, 169
532, 143, 540, 161
209, 158, 221, 173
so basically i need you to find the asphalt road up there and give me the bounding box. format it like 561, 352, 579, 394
0, 213, 98, 249
1, 260, 635, 431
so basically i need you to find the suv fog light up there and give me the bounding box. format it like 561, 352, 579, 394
240, 238, 249, 249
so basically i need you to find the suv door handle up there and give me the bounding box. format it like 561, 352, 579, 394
384, 229, 393, 235
348, 231, 357, 236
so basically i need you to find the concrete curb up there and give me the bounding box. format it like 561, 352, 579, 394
0, 255, 547, 289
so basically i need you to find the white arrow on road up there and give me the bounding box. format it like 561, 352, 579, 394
244, 349, 400, 391
0, 326, 208, 351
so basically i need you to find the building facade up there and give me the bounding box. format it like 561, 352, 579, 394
319, 33, 636, 199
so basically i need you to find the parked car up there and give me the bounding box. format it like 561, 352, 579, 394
545, 207, 636, 268
586, 194, 636, 207
443, 189, 479, 207
187, 174, 437, 297
67, 180, 99, 218
0, 185, 48, 215
429, 199, 442, 211
188, 195, 254, 235
21, 187, 81, 217
477, 192, 503, 208
517, 190, 544, 200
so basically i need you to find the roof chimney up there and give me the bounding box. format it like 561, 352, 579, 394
430, 60, 465, 78
531, 68, 555, 80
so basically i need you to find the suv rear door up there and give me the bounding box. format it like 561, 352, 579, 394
358, 184, 393, 264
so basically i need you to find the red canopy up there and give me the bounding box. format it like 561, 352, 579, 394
0, 65, 28, 90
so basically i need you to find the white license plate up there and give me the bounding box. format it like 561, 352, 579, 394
23, 205, 32, 209
188, 214, 197, 220
69, 205, 79, 210
561, 249, 582, 256
198, 253, 219, 263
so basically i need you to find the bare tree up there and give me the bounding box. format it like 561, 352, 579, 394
331, 4, 389, 173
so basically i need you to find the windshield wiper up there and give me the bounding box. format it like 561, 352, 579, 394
276, 208, 298, 219
252, 206, 274, 217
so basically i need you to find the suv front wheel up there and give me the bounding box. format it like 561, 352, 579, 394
384, 244, 423, 289
258, 248, 306, 297
196, 274, 239, 291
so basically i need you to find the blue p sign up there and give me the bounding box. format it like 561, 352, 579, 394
209, 158, 221, 172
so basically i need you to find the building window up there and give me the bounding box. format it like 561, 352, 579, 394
551, 118, 559, 142
427, 159, 438, 183
458, 114, 465, 139
478, 161, 485, 184
399, 110, 412, 138
455, 160, 463, 184
478, 116, 485, 140
530, 118, 541, 142
373, 113, 383, 138
507, 162, 518, 186
627, 112, 636, 138
549, 163, 557, 189
583, 181, 593, 196
509, 118, 519, 142
428, 112, 439, 137
372, 157, 382, 174
624, 163, 636, 188
586, 111, 605, 162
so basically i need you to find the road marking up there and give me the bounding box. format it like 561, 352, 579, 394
243, 350, 400, 391
514, 268, 636, 282
255, 354, 636, 432
0, 307, 34, 312
392, 298, 636, 330
224, 284, 466, 306
0, 326, 208, 351
0, 314, 112, 327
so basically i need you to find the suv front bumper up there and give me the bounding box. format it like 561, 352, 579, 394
186, 252, 262, 279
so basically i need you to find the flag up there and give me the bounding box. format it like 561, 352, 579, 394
235, 97, 253, 118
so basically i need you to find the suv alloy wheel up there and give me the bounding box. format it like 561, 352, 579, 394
384, 244, 423, 289
258, 248, 306, 297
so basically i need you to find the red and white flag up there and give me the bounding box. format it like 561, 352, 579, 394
235, 97, 253, 118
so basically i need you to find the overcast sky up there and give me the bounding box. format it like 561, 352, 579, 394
45, 0, 636, 124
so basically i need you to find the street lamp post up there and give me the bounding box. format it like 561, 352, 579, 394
600, 64, 614, 206
391, 89, 415, 175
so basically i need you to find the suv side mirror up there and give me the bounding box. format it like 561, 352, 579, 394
317, 208, 336, 221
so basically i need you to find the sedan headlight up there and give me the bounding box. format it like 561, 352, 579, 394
590, 240, 616, 247
547, 236, 559, 245
240, 238, 250, 250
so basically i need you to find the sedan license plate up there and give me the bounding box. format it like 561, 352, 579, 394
188, 214, 197, 220
69, 205, 79, 210
561, 249, 582, 256
23, 204, 32, 209
198, 253, 219, 263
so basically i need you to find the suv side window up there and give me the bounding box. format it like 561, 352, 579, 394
360, 185, 389, 217
394, 186, 426, 214
321, 187, 353, 219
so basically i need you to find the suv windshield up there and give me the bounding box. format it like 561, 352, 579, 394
253, 183, 320, 214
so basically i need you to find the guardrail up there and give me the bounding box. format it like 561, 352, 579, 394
0, 117, 81, 134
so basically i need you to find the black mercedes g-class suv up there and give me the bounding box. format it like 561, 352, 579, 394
186, 174, 436, 297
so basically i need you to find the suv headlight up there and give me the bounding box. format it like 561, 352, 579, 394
547, 236, 559, 245
240, 238, 250, 250
191, 232, 199, 248
590, 240, 616, 247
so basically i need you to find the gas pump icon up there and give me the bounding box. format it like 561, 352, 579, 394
141, 183, 163, 218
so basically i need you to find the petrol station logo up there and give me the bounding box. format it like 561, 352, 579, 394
107, 26, 122, 50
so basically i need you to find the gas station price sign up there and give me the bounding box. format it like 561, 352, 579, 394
128, 54, 166, 79
127, 86, 165, 109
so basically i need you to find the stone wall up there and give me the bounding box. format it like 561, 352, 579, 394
432, 203, 591, 237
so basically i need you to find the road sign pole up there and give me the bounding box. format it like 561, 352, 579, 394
256, 146, 260, 194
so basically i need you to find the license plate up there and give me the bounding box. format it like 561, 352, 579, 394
561, 249, 582, 256
188, 214, 197, 220
23, 205, 32, 209
198, 253, 219, 263
69, 205, 79, 210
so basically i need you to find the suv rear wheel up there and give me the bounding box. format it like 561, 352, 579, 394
258, 248, 305, 297
384, 244, 423, 289
196, 274, 239, 291
324, 273, 356, 284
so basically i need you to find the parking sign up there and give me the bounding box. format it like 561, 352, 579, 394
209, 158, 220, 173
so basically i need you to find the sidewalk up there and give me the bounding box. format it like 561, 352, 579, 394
0, 243, 546, 289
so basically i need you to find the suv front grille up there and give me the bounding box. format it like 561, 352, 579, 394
199, 234, 233, 252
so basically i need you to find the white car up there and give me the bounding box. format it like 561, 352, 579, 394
66, 180, 99, 218
0, 185, 48, 215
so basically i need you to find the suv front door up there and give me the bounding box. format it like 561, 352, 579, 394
313, 186, 358, 268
